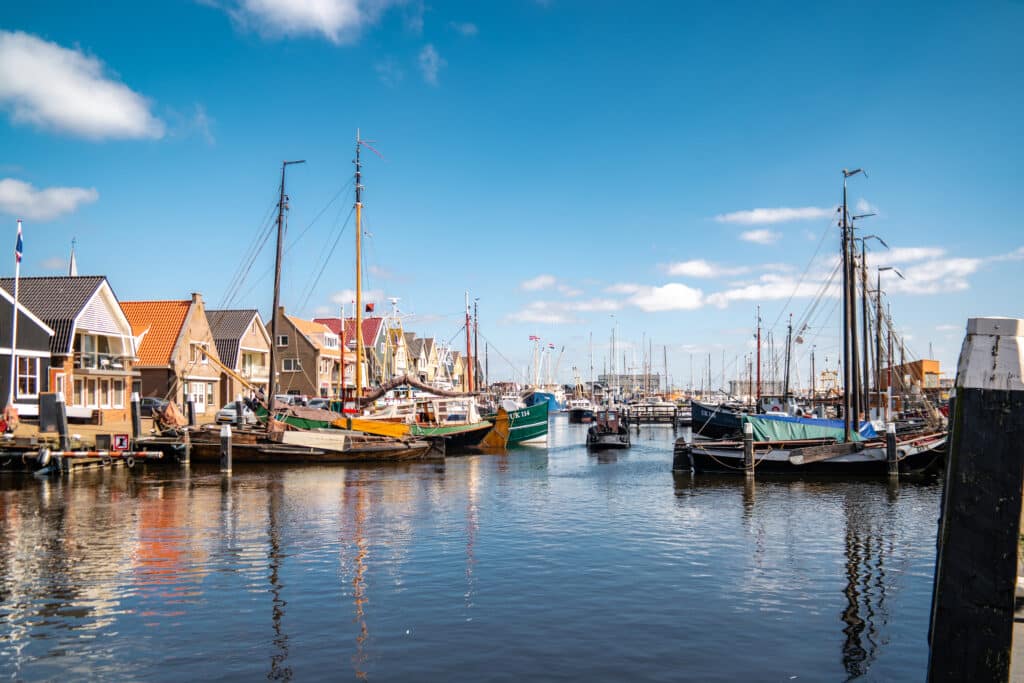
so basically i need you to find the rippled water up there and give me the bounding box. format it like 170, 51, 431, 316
0, 417, 940, 681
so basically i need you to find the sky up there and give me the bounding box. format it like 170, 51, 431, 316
1, 1, 1021, 388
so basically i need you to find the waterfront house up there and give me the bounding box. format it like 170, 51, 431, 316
407, 335, 427, 381
207, 308, 271, 405
0, 276, 137, 422
0, 286, 54, 414
315, 317, 385, 390
272, 308, 341, 397
121, 293, 222, 417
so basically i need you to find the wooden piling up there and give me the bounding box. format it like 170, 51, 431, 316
55, 391, 70, 451
220, 423, 232, 474
927, 317, 1024, 682
130, 392, 142, 441
742, 421, 754, 477
885, 422, 898, 479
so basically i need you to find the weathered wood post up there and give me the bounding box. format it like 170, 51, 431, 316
885, 422, 898, 479
55, 391, 70, 451
743, 420, 754, 477
219, 423, 232, 474
130, 392, 142, 441
928, 317, 1024, 682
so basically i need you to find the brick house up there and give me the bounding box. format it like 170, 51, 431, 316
121, 293, 222, 417
271, 307, 341, 398
207, 308, 271, 405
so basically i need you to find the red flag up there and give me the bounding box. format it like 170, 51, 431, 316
365, 303, 375, 312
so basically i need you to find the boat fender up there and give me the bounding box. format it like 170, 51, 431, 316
125, 455, 135, 469
36, 447, 51, 468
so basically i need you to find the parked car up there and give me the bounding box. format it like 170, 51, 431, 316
307, 398, 332, 410
215, 403, 257, 424
139, 397, 169, 417
273, 394, 299, 407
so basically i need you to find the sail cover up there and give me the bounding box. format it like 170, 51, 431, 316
743, 414, 877, 443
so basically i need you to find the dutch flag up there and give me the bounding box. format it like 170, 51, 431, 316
15, 220, 22, 263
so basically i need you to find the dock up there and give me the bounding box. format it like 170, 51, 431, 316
625, 403, 692, 426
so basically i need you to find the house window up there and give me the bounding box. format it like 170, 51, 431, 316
113, 379, 125, 408
15, 356, 39, 398
206, 382, 215, 406
74, 378, 83, 406
100, 379, 111, 408
87, 379, 98, 407
190, 342, 209, 364
277, 335, 289, 347
283, 358, 301, 372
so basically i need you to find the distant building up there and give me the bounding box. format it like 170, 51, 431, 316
598, 373, 661, 393
880, 359, 941, 390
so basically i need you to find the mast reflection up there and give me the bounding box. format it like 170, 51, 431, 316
268, 480, 292, 681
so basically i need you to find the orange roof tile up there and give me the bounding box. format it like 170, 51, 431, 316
287, 315, 340, 357
121, 301, 191, 367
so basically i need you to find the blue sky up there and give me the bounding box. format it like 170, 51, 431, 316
1, 1, 1021, 387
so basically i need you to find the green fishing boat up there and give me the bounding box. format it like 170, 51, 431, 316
502, 401, 549, 445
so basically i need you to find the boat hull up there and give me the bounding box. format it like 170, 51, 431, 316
568, 408, 594, 423
690, 400, 744, 438
586, 432, 630, 449
506, 402, 549, 445
188, 428, 436, 463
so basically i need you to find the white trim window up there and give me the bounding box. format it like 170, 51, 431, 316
283, 358, 301, 372
15, 356, 39, 398
190, 341, 209, 364
113, 379, 125, 408
277, 335, 289, 347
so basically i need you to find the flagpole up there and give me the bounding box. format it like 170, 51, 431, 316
8, 219, 22, 407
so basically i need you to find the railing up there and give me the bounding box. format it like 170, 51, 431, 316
241, 365, 269, 379
74, 352, 130, 371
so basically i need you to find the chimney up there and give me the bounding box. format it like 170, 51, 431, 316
191, 292, 202, 304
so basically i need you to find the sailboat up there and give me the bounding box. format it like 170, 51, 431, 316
187, 147, 433, 463
675, 169, 947, 475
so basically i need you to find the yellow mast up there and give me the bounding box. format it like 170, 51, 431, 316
355, 130, 364, 401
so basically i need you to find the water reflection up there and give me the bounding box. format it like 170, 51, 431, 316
267, 480, 292, 681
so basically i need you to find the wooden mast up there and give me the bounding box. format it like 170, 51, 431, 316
354, 131, 364, 402
269, 160, 304, 401
464, 291, 473, 392
755, 305, 761, 403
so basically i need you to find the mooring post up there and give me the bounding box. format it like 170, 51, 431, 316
885, 422, 898, 479
235, 394, 245, 429
55, 391, 70, 451
181, 429, 191, 467
186, 397, 195, 427
220, 423, 232, 474
130, 392, 142, 441
743, 421, 754, 477
927, 317, 1024, 682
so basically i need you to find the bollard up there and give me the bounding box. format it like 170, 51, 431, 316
55, 391, 70, 451
742, 421, 754, 477
219, 423, 232, 474
181, 429, 191, 467
130, 392, 142, 441
235, 394, 245, 429
186, 397, 195, 427
885, 422, 898, 479
927, 317, 1024, 682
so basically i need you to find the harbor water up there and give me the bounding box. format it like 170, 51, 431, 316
0, 417, 941, 681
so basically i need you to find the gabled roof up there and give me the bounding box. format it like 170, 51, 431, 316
422, 337, 436, 356
207, 309, 260, 369
0, 286, 55, 338
287, 314, 339, 354
0, 276, 106, 354
121, 300, 191, 367
335, 317, 385, 348
408, 337, 424, 357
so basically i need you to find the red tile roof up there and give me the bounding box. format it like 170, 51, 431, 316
121, 300, 191, 367
315, 316, 384, 347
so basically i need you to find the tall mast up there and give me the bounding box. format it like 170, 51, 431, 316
860, 239, 871, 419
783, 313, 792, 400
473, 298, 479, 390
269, 159, 304, 401
354, 131, 364, 401
8, 219, 22, 407
755, 305, 761, 403
875, 270, 883, 411
465, 291, 473, 391
840, 168, 864, 440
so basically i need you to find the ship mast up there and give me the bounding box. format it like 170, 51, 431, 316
354, 131, 364, 402
269, 159, 305, 401
840, 168, 864, 441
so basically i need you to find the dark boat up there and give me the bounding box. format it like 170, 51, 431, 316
566, 398, 595, 423
586, 409, 630, 450
690, 399, 746, 439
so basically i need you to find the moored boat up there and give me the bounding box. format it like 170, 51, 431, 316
586, 408, 630, 450
567, 398, 594, 423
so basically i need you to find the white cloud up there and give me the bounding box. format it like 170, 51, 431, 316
330, 288, 384, 305
990, 246, 1024, 262
715, 206, 834, 225
375, 58, 404, 87
706, 273, 840, 309
40, 256, 67, 271
507, 303, 577, 324
740, 229, 781, 245
557, 284, 582, 297
221, 0, 401, 44
627, 283, 704, 312
887, 258, 982, 295
521, 274, 556, 291
855, 198, 878, 215
190, 104, 215, 145
605, 283, 642, 294
0, 30, 164, 140
418, 44, 445, 85
449, 21, 478, 36
666, 259, 749, 278
869, 246, 946, 267
0, 178, 98, 221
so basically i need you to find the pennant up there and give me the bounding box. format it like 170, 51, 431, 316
365, 303, 375, 312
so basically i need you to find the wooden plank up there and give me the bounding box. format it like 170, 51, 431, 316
788, 440, 863, 465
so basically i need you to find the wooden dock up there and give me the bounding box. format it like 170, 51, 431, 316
625, 404, 691, 425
